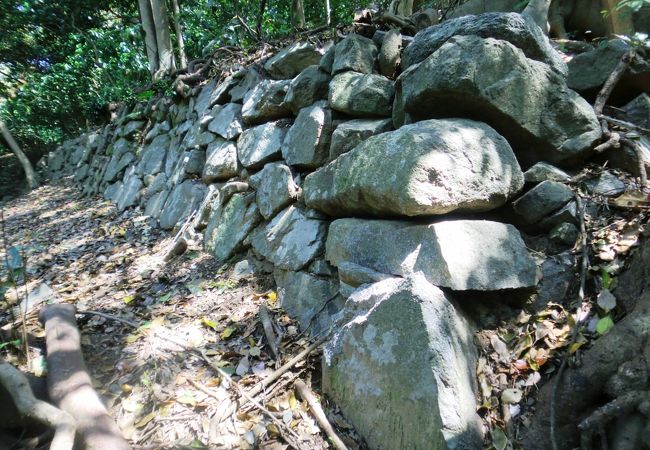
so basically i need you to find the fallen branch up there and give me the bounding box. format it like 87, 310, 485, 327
76, 309, 140, 329
593, 49, 635, 116
599, 115, 650, 135
295, 379, 348, 450
0, 362, 76, 450
259, 304, 280, 360
39, 304, 131, 450
620, 136, 649, 188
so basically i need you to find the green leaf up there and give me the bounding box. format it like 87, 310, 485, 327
492, 427, 508, 450
596, 316, 615, 335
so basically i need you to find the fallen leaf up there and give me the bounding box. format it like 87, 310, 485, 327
596, 289, 617, 312
501, 388, 523, 404
596, 315, 614, 335
202, 317, 218, 330
221, 326, 236, 340
492, 427, 508, 450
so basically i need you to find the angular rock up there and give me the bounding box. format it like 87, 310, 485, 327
230, 67, 263, 103
103, 152, 135, 182
207, 103, 244, 140
145, 121, 171, 143
512, 180, 574, 226
237, 120, 289, 169
202, 139, 238, 183
282, 103, 333, 169
549, 222, 579, 245
118, 120, 145, 138
210, 75, 240, 107
325, 218, 538, 291
242, 80, 291, 125
145, 189, 170, 219
378, 28, 402, 78
621, 93, 650, 129
403, 12, 567, 76
337, 261, 394, 287
332, 34, 378, 75
159, 180, 207, 230
584, 171, 626, 197
567, 39, 650, 92
524, 162, 571, 183
305, 119, 524, 217
274, 269, 341, 332
111, 138, 135, 158
104, 182, 122, 202
195, 79, 218, 117
204, 192, 262, 261
116, 173, 143, 211
283, 66, 331, 114
319, 43, 335, 73
323, 275, 482, 450
396, 35, 601, 166
329, 118, 393, 159
137, 134, 170, 176
264, 42, 322, 79
249, 206, 328, 271
328, 72, 394, 117
249, 162, 299, 219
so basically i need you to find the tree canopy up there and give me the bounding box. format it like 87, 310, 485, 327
0, 0, 376, 158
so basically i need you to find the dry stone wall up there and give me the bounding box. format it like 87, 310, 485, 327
41, 12, 609, 449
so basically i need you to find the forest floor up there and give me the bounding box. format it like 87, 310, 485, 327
0, 178, 361, 449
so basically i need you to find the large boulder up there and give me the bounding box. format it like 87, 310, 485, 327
237, 120, 290, 169
249, 206, 328, 271
249, 162, 299, 219
103, 152, 135, 183
332, 34, 378, 75
403, 12, 567, 76
511, 180, 574, 227
115, 171, 143, 211
204, 192, 262, 261
396, 35, 601, 166
282, 103, 333, 169
242, 80, 291, 125
328, 72, 394, 117
283, 66, 331, 114
264, 42, 323, 79
202, 139, 238, 183
158, 180, 206, 230
207, 103, 244, 140
304, 118, 524, 217
323, 275, 483, 450
325, 218, 539, 291
329, 118, 393, 160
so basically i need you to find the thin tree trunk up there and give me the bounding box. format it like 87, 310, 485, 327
150, 0, 176, 75
0, 119, 38, 190
256, 0, 268, 38
389, 0, 414, 16
325, 0, 331, 25
601, 0, 634, 36
137, 0, 159, 74
292, 0, 305, 29
170, 0, 188, 69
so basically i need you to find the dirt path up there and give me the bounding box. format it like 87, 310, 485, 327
1, 179, 359, 449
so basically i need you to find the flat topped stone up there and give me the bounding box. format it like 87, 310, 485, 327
403, 12, 567, 76
328, 72, 394, 117
304, 118, 524, 217
332, 33, 378, 75
264, 42, 323, 79
396, 35, 601, 166
237, 120, 290, 169
326, 218, 539, 291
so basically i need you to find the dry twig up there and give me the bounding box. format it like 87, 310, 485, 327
259, 304, 280, 360
593, 50, 635, 116
295, 379, 348, 450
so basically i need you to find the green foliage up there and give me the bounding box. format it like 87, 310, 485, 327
0, 0, 376, 158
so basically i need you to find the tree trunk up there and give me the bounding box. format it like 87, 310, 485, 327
292, 0, 305, 29
522, 0, 552, 33
325, 0, 331, 25
0, 119, 38, 190
601, 0, 634, 36
137, 0, 159, 74
389, 0, 414, 16
150, 0, 176, 75
170, 0, 188, 69
256, 0, 268, 37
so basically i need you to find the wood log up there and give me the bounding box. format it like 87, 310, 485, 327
39, 304, 131, 450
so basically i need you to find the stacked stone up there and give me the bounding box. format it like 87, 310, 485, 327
41, 13, 610, 449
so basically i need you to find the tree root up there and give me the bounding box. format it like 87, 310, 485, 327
39, 304, 131, 450
0, 361, 76, 450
